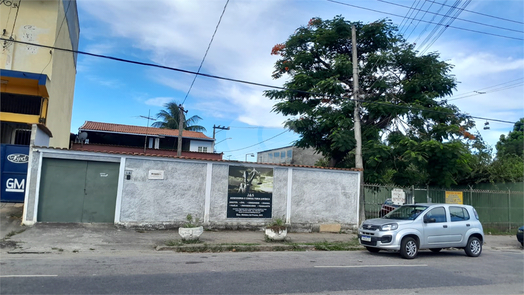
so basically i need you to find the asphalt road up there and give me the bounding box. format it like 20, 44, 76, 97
1, 249, 522, 294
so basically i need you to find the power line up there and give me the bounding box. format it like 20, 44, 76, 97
425, 0, 524, 25
326, 0, 523, 41
221, 130, 290, 153
419, 0, 471, 55
377, 0, 523, 34
2, 37, 517, 125
181, 0, 229, 106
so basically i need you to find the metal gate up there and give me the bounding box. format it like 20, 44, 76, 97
1, 144, 29, 203
37, 158, 119, 223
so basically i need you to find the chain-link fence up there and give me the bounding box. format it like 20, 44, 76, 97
364, 183, 524, 231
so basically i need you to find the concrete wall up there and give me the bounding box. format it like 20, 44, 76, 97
23, 148, 360, 231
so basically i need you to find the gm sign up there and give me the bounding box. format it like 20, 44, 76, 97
6, 178, 25, 193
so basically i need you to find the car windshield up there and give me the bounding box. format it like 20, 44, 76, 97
383, 205, 429, 220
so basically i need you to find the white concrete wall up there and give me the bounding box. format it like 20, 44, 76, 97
23, 148, 360, 230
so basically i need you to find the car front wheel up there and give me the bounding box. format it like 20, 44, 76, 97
400, 237, 418, 259
464, 236, 482, 257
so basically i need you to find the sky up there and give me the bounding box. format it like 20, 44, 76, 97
71, 0, 524, 161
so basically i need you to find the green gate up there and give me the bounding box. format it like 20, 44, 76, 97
37, 158, 119, 223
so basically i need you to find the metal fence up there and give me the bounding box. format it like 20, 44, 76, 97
364, 183, 524, 231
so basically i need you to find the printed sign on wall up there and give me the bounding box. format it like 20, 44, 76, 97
445, 191, 463, 204
227, 166, 273, 218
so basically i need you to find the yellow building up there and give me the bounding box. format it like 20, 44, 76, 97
1, 0, 79, 148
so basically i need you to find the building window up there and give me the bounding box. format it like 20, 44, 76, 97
287, 149, 292, 158
274, 152, 279, 158
198, 146, 208, 153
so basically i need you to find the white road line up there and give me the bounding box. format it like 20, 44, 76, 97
314, 264, 428, 268
0, 275, 58, 278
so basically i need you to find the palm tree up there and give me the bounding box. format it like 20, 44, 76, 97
152, 101, 206, 132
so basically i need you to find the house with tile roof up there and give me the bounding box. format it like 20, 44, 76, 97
71, 121, 222, 160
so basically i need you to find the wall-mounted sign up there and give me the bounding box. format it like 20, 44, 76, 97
7, 154, 29, 164
148, 170, 164, 180
391, 188, 406, 205
445, 191, 463, 204
227, 166, 273, 218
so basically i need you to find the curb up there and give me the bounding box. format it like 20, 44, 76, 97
155, 244, 365, 252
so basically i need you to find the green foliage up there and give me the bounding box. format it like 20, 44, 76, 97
183, 214, 200, 228
265, 16, 474, 187
496, 118, 523, 158
152, 101, 206, 132
266, 216, 286, 231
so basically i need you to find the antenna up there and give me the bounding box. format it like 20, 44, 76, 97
77, 131, 88, 147
139, 110, 155, 153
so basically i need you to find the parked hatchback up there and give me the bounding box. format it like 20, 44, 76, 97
359, 203, 484, 259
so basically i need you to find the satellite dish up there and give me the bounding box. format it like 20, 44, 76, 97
78, 132, 88, 141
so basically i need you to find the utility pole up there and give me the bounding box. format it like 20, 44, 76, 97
177, 105, 187, 157
212, 125, 230, 152
352, 24, 365, 225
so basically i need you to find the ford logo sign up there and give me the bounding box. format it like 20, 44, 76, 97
7, 154, 29, 164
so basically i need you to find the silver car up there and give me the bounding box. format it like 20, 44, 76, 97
358, 203, 484, 259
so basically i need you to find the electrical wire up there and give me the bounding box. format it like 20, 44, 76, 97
181, 0, 229, 106
41, 1, 73, 74
326, 0, 523, 41
378, 0, 523, 34
398, 0, 420, 35
425, 0, 524, 25
412, 0, 446, 46
9, 0, 20, 39
405, 0, 435, 40
416, 0, 458, 52
420, 0, 471, 55
221, 130, 290, 153
1, 37, 517, 125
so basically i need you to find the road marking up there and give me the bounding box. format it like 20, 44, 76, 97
314, 264, 428, 268
0, 275, 58, 277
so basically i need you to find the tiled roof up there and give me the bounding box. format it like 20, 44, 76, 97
79, 121, 212, 140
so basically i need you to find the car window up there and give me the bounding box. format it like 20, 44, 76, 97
384, 205, 428, 220
473, 208, 480, 220
425, 207, 447, 223
450, 206, 470, 222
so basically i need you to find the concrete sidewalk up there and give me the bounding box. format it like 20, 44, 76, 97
1, 203, 522, 255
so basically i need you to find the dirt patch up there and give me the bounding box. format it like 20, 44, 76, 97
0, 240, 18, 249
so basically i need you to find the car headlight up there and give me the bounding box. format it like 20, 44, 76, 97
518, 228, 523, 233
380, 223, 398, 231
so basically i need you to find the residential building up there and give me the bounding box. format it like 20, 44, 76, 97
257, 146, 323, 166
72, 121, 222, 160
1, 0, 80, 148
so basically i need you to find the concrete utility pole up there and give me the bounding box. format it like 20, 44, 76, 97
177, 105, 187, 157
212, 125, 230, 152
352, 25, 366, 225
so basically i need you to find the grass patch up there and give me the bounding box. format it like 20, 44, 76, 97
305, 238, 361, 251
5, 229, 26, 239
483, 227, 518, 235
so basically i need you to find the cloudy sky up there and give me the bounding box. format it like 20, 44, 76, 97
71, 0, 524, 161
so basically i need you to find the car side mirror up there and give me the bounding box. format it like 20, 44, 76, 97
424, 217, 436, 223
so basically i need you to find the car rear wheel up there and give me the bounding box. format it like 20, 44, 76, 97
400, 237, 418, 259
464, 236, 482, 257
430, 248, 442, 253
366, 247, 380, 253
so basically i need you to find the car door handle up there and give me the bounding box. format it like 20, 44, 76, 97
466, 224, 470, 227
443, 225, 448, 228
